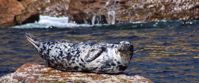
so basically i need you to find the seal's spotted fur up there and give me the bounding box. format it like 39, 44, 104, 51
26, 34, 133, 74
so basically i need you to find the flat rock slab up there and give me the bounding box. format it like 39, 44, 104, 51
0, 63, 153, 83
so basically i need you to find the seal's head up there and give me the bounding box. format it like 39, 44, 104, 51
118, 41, 134, 64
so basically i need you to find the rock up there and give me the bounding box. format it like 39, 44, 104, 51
0, 0, 198, 27
68, 0, 111, 24
40, 0, 70, 17
15, 0, 70, 25
0, 0, 70, 27
0, 0, 24, 26
0, 63, 153, 83
125, 0, 199, 21
68, 0, 199, 24
0, 0, 40, 26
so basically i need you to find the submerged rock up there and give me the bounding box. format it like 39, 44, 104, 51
0, 63, 153, 83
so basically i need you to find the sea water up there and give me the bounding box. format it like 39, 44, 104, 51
0, 16, 199, 83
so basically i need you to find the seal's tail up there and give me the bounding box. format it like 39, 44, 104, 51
25, 33, 40, 50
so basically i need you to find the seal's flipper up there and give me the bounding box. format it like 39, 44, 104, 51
85, 47, 106, 62
25, 33, 40, 50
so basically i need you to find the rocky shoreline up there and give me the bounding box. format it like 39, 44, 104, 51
0, 0, 198, 27
0, 63, 153, 83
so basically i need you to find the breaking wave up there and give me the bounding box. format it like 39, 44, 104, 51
12, 15, 93, 29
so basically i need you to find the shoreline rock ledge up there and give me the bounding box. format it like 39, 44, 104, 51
0, 63, 153, 83
0, 0, 199, 27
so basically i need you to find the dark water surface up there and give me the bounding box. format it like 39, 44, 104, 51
0, 20, 199, 83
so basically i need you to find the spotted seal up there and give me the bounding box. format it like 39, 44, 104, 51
26, 34, 133, 74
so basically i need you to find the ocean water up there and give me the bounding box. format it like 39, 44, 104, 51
0, 18, 199, 83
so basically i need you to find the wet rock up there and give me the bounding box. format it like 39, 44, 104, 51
0, 63, 153, 83
15, 13, 39, 25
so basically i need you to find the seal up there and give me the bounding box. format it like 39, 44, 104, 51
26, 34, 133, 74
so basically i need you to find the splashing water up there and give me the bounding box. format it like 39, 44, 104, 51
107, 10, 116, 24
12, 15, 92, 29
92, 14, 96, 25
106, 0, 117, 24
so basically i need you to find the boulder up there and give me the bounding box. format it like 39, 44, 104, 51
0, 63, 153, 83
0, 0, 24, 26
15, 0, 70, 24
0, 0, 70, 27
0, 0, 40, 26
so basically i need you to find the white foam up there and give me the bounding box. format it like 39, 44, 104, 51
12, 15, 92, 29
